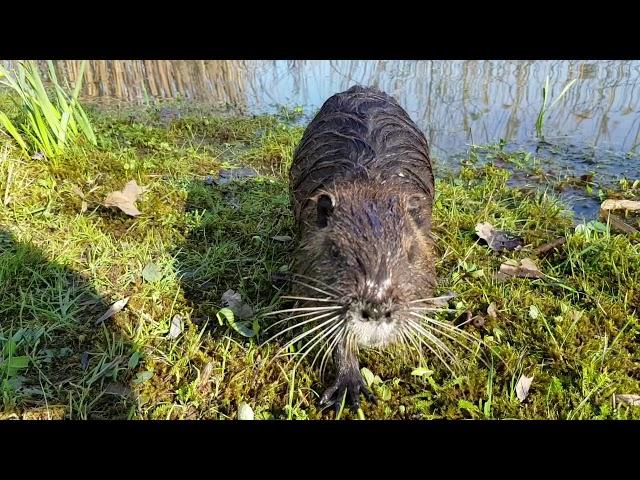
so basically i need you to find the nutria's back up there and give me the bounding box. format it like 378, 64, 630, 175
290, 85, 434, 229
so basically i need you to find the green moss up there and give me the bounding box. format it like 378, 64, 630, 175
1, 97, 639, 419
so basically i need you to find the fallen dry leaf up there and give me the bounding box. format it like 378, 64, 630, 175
167, 314, 183, 339
475, 222, 524, 252
71, 185, 85, 199
498, 258, 543, 280
215, 167, 258, 185
221, 289, 254, 320
600, 199, 640, 212
80, 352, 89, 370
615, 394, 640, 406
516, 374, 534, 402
199, 362, 214, 392
95, 297, 130, 325
104, 180, 145, 217
529, 305, 541, 319
104, 382, 131, 398
487, 302, 498, 319
141, 262, 163, 283
237, 402, 254, 420
599, 211, 639, 235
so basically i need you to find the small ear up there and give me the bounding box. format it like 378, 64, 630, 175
407, 194, 430, 229
315, 193, 335, 228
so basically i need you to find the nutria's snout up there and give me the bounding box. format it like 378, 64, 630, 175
347, 298, 402, 348
358, 303, 394, 322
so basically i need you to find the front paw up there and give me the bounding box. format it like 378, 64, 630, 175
319, 372, 375, 411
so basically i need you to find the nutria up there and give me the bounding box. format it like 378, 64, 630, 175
279, 85, 440, 410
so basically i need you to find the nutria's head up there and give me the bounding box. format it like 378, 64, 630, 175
295, 180, 436, 349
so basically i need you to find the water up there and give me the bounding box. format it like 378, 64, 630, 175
3, 60, 640, 217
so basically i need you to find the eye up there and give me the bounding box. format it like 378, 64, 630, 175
330, 244, 340, 259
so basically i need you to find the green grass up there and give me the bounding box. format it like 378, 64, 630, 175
535, 75, 577, 141
0, 61, 96, 161
1, 98, 639, 420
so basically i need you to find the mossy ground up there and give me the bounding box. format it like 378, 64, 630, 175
1, 99, 639, 420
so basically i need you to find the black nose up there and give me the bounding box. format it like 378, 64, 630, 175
360, 306, 393, 322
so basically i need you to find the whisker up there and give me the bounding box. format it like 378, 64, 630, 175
410, 307, 457, 313
407, 323, 460, 367
409, 312, 504, 368
262, 305, 343, 317
411, 312, 487, 348
288, 278, 339, 298
320, 327, 345, 381
310, 323, 344, 371
263, 308, 341, 333
408, 294, 457, 304
273, 315, 341, 359
347, 330, 358, 357
262, 312, 338, 345
292, 320, 345, 371
404, 324, 456, 376
412, 318, 483, 364
292, 273, 342, 295
280, 295, 337, 303
406, 319, 460, 368
398, 327, 424, 366
293, 320, 343, 359
402, 327, 429, 366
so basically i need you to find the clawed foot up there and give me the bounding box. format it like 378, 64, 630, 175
319, 372, 376, 413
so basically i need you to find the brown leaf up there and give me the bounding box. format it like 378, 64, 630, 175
95, 297, 130, 325
167, 314, 183, 339
104, 180, 145, 217
599, 211, 639, 235
198, 362, 214, 392
533, 237, 566, 256
600, 199, 640, 212
71, 185, 85, 199
516, 374, 534, 402
615, 394, 640, 406
498, 258, 543, 280
487, 302, 498, 319
104, 382, 131, 398
475, 222, 524, 251
221, 289, 254, 320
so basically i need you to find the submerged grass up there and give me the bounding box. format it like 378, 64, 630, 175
0, 98, 639, 420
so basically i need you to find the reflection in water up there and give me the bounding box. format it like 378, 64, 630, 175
1, 60, 640, 171
1, 60, 250, 108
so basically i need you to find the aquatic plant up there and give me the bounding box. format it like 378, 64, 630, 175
0, 60, 96, 159
535, 75, 577, 140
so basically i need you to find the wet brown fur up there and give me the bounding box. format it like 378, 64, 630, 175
286, 85, 437, 409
